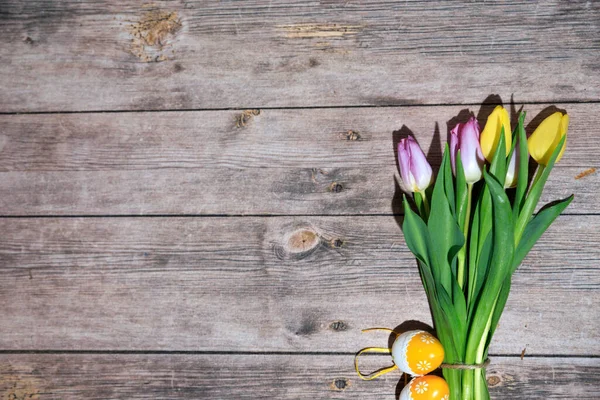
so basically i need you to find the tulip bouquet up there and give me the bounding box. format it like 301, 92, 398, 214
397, 107, 572, 399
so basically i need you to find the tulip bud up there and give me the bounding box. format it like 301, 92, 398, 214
480, 106, 512, 162
397, 136, 433, 193
504, 145, 521, 188
450, 117, 485, 184
527, 112, 569, 166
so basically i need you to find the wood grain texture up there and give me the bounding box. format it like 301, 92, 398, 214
2, 1, 598, 398
0, 1, 599, 111
1, 215, 597, 354
0, 354, 598, 399
0, 103, 596, 215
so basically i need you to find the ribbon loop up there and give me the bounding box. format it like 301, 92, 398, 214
354, 327, 400, 381
354, 347, 398, 380
361, 327, 395, 334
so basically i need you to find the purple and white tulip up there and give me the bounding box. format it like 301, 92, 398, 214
450, 117, 485, 184
397, 136, 433, 193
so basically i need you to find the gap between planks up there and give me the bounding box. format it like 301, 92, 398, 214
1, 354, 598, 399
1, 100, 600, 116
0, 212, 597, 218
0, 350, 598, 358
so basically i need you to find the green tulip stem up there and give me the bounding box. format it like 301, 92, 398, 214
473, 296, 497, 396
514, 165, 546, 244
421, 192, 431, 217
462, 294, 497, 400
531, 165, 545, 188
457, 183, 473, 290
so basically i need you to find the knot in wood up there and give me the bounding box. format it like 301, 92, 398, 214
487, 375, 501, 387
345, 130, 361, 141
127, 10, 181, 63
286, 229, 320, 254
235, 109, 261, 128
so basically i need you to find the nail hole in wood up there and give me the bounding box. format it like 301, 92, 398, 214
345, 130, 361, 140
331, 238, 344, 248
329, 320, 348, 331
329, 182, 343, 193
330, 378, 350, 391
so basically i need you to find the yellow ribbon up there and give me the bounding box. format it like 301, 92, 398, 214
354, 328, 399, 380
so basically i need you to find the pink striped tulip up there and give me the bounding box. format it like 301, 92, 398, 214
397, 136, 433, 193
450, 117, 485, 184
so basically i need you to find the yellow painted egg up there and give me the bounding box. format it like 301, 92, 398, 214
391, 330, 445, 376
399, 375, 450, 400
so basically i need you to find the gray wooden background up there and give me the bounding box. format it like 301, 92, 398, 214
1, 1, 599, 398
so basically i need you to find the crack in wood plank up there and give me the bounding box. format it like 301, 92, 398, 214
277, 23, 363, 39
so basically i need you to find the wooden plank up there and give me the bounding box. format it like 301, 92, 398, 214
0, 167, 592, 215
0, 354, 598, 399
3, 104, 595, 171
1, 1, 599, 111
1, 215, 598, 354
0, 104, 596, 215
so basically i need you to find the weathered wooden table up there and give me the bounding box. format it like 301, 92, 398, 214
1, 1, 599, 398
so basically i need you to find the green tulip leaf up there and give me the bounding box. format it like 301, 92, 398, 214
489, 125, 508, 185
465, 170, 514, 363
437, 280, 466, 356
474, 232, 493, 300
515, 134, 567, 244
403, 197, 443, 325
467, 198, 481, 306
451, 279, 468, 356
468, 230, 492, 321
444, 147, 457, 217
402, 195, 432, 268
428, 145, 465, 295
513, 111, 529, 215
475, 129, 509, 280
402, 195, 465, 362
486, 277, 511, 349
512, 195, 574, 272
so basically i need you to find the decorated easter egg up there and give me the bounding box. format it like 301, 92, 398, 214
391, 330, 445, 376
399, 375, 450, 400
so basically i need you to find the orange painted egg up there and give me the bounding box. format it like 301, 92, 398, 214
399, 375, 450, 400
391, 330, 445, 376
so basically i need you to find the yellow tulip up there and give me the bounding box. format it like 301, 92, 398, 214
480, 106, 512, 162
527, 112, 569, 166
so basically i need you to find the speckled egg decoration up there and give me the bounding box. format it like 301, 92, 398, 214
399, 375, 450, 400
391, 330, 445, 376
